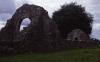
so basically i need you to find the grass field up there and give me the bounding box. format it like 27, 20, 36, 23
0, 48, 100, 62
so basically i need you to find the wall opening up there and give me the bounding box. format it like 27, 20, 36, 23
20, 18, 31, 31
74, 37, 78, 41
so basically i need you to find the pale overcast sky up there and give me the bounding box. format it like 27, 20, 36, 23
0, 0, 100, 39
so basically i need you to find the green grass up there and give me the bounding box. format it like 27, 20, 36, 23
0, 48, 100, 62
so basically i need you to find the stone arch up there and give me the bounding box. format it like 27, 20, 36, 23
0, 4, 46, 41
0, 4, 59, 41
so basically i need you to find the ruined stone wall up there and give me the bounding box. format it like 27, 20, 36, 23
0, 4, 60, 42
67, 29, 90, 41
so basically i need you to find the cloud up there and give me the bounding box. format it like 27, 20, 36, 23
0, 21, 7, 29
0, 13, 12, 21
0, 0, 16, 28
90, 0, 100, 24
91, 23, 100, 40
0, 0, 16, 14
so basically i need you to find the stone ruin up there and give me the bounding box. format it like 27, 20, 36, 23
67, 29, 90, 41
0, 4, 59, 42
0, 4, 99, 56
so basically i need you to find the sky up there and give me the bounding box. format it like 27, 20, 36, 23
0, 0, 100, 39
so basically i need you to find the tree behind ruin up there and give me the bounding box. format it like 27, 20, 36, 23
52, 3, 93, 39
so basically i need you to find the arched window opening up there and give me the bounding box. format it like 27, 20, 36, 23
20, 18, 31, 31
